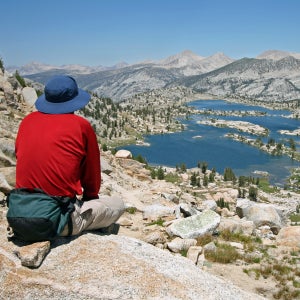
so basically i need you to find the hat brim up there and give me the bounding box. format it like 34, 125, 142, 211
35, 89, 91, 114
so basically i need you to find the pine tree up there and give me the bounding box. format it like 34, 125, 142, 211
157, 167, 165, 180
249, 186, 258, 201
224, 168, 236, 182
190, 172, 197, 186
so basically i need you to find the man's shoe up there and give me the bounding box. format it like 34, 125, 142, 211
98, 223, 120, 235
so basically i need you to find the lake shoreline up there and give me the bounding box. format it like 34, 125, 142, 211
119, 96, 300, 187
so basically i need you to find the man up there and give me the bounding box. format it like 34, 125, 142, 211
15, 75, 124, 236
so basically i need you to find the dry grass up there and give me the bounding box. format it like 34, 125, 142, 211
205, 243, 240, 264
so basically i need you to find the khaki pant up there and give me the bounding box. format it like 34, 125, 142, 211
60, 195, 125, 236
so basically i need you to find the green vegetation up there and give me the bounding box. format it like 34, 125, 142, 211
146, 218, 164, 226
205, 243, 240, 263
133, 154, 148, 164
244, 259, 300, 299
223, 167, 236, 182
176, 163, 187, 173
180, 249, 188, 257
220, 229, 262, 248
248, 186, 258, 201
198, 231, 299, 297
125, 207, 137, 214
196, 234, 214, 246
157, 167, 165, 180
14, 70, 26, 87
257, 177, 278, 193
190, 171, 200, 187
101, 143, 108, 151
216, 198, 229, 210
290, 213, 300, 223
197, 161, 208, 174
164, 172, 181, 183
0, 57, 4, 73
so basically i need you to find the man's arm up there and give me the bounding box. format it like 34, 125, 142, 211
80, 124, 101, 200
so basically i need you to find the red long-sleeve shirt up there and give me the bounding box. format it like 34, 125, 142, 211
15, 111, 101, 199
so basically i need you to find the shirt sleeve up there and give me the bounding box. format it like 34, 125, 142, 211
80, 122, 101, 200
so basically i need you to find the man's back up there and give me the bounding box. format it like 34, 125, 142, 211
15, 111, 100, 199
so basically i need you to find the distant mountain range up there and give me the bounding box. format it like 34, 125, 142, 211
7, 61, 129, 75
20, 49, 300, 103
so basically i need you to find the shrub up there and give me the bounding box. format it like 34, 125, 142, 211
165, 172, 180, 183
0, 57, 4, 73
157, 167, 165, 180
134, 154, 147, 164
180, 249, 188, 257
249, 186, 258, 201
102, 143, 108, 151
126, 207, 137, 214
15, 70, 26, 87
290, 213, 300, 223
147, 218, 164, 226
216, 198, 229, 210
205, 243, 240, 263
258, 178, 277, 193
196, 234, 214, 246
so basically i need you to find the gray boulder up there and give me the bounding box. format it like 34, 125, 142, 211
166, 210, 221, 239
143, 204, 175, 220
101, 156, 113, 175
0, 233, 263, 299
236, 201, 282, 233
200, 199, 218, 211
167, 237, 197, 253
21, 87, 37, 106
218, 217, 255, 235
178, 203, 201, 217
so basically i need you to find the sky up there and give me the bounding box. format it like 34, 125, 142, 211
1, 0, 300, 67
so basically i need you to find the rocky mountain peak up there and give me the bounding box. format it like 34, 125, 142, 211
159, 50, 205, 67
257, 49, 300, 60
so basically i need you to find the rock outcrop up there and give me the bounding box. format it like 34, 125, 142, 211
0, 231, 263, 300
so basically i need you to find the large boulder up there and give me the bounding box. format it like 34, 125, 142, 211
236, 200, 282, 233
21, 87, 37, 107
276, 226, 300, 249
101, 156, 113, 175
143, 204, 175, 220
0, 233, 263, 299
166, 210, 221, 239
115, 149, 132, 159
2, 81, 14, 103
218, 217, 255, 235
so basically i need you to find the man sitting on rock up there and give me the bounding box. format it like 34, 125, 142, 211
15, 75, 125, 236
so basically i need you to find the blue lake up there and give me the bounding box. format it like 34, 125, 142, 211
120, 100, 300, 186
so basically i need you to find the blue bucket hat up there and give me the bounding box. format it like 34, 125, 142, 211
35, 75, 90, 114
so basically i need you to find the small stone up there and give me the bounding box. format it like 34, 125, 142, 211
118, 216, 134, 226
187, 246, 202, 264
167, 237, 197, 253
13, 241, 51, 268
143, 231, 167, 245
